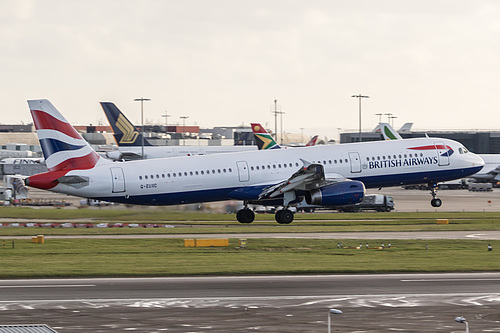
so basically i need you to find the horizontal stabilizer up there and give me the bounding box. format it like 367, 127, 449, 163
57, 175, 89, 184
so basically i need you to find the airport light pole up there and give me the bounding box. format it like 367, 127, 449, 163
384, 113, 393, 123
352, 94, 369, 142
162, 110, 171, 132
375, 113, 383, 123
134, 97, 151, 159
389, 116, 397, 128
455, 316, 469, 333
328, 308, 342, 333
180, 116, 189, 146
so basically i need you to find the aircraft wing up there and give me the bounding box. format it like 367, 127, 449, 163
259, 159, 332, 199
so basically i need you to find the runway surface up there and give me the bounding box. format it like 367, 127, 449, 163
1, 273, 500, 332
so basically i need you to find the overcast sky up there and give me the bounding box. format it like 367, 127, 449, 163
2, 0, 500, 139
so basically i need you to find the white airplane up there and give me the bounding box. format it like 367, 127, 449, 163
379, 122, 500, 184
100, 102, 256, 160
25, 100, 484, 224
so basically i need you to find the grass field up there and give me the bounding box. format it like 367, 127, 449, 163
0, 238, 498, 278
1, 207, 499, 278
1, 207, 500, 236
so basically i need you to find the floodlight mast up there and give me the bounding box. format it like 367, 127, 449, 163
134, 97, 151, 159
352, 94, 369, 142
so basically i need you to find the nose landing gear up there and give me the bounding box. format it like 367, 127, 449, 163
429, 183, 442, 207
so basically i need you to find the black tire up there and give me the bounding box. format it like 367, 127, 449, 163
236, 209, 255, 223
431, 198, 442, 207
275, 209, 294, 224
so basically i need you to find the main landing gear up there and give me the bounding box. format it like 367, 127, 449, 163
275, 209, 294, 224
236, 207, 255, 223
429, 183, 442, 207
236, 206, 295, 224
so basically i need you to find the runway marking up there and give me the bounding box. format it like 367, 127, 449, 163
0, 284, 95, 288
401, 279, 500, 282
466, 233, 487, 238
0, 292, 498, 304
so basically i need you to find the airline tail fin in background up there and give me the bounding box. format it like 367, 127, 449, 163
305, 135, 318, 146
399, 122, 413, 132
28, 99, 103, 172
251, 123, 281, 150
100, 102, 152, 147
379, 123, 403, 140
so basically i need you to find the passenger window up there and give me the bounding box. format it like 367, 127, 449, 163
139, 176, 142, 180
145, 175, 148, 180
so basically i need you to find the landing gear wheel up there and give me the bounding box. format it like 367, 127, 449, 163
431, 198, 442, 207
236, 208, 255, 223
429, 182, 442, 208
275, 209, 294, 224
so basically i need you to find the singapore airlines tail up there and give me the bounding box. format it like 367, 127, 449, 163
100, 102, 152, 147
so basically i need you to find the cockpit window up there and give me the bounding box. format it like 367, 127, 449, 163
462, 146, 469, 153
459, 147, 463, 154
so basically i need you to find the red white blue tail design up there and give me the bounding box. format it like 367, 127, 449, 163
28, 99, 102, 172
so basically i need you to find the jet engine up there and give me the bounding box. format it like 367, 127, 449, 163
305, 180, 365, 206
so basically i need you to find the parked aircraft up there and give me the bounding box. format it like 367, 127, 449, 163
250, 123, 318, 149
100, 102, 255, 160
379, 122, 500, 184
26, 100, 484, 224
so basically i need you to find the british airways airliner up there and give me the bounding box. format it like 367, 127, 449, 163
25, 99, 484, 224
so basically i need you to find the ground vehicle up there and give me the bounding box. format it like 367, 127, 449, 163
337, 194, 394, 212
468, 183, 493, 192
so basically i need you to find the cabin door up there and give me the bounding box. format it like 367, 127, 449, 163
236, 161, 250, 182
435, 142, 450, 166
348, 152, 362, 173
110, 167, 126, 193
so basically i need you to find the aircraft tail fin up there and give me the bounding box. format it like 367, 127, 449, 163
27, 99, 104, 172
251, 123, 281, 150
305, 135, 318, 146
379, 123, 403, 140
100, 102, 152, 147
398, 122, 413, 132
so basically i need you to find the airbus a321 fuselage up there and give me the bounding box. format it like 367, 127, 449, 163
26, 99, 484, 224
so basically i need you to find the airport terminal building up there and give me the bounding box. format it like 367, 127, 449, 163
340, 130, 500, 154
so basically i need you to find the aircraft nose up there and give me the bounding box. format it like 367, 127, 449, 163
473, 153, 485, 168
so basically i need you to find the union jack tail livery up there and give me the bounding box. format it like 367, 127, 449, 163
28, 99, 106, 173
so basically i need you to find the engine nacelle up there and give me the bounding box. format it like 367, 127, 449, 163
305, 180, 365, 207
